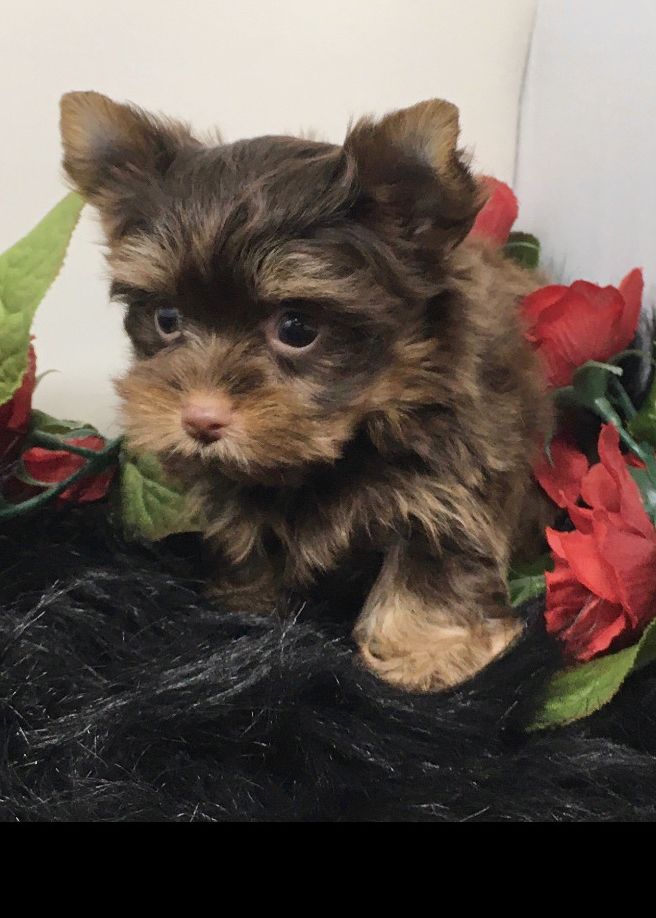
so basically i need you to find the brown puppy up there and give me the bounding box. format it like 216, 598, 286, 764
60, 92, 552, 691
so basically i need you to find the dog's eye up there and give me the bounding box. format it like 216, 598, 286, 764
155, 306, 182, 341
276, 311, 318, 349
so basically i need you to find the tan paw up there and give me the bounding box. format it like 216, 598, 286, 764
356, 617, 523, 692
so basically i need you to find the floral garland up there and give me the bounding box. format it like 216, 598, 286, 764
0, 195, 197, 539
1, 183, 655, 729
471, 180, 656, 727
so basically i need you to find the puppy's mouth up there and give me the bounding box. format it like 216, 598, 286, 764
179, 423, 244, 465
162, 431, 305, 488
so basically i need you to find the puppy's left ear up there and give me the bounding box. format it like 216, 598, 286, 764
345, 99, 481, 249
60, 91, 198, 236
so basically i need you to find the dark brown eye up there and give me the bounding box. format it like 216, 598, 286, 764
277, 311, 318, 349
155, 306, 182, 341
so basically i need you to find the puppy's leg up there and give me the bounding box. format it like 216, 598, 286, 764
208, 545, 283, 614
353, 540, 521, 691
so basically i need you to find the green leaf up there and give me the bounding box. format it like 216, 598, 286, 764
507, 553, 552, 607
120, 450, 200, 541
504, 231, 540, 269
29, 408, 98, 439
553, 364, 622, 418
0, 193, 84, 405
530, 618, 656, 730
508, 573, 546, 607
509, 553, 553, 579
630, 370, 656, 447
572, 361, 622, 406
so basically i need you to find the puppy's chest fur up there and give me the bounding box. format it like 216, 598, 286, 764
201, 435, 430, 587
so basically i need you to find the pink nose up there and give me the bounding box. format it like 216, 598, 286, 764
181, 394, 233, 443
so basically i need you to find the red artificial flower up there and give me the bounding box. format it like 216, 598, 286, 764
533, 435, 589, 508
468, 176, 518, 246
22, 435, 114, 503
545, 424, 656, 662
0, 344, 36, 463
522, 269, 643, 389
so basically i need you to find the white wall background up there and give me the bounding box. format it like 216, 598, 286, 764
0, 0, 536, 432
516, 0, 656, 307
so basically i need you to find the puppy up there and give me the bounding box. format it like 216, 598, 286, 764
60, 92, 552, 691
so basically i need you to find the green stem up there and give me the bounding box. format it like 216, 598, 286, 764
592, 397, 656, 474
0, 437, 122, 521
29, 431, 112, 459
610, 378, 638, 421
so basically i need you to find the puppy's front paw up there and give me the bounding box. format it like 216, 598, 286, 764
355, 617, 522, 692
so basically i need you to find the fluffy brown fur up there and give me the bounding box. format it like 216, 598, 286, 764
60, 92, 552, 691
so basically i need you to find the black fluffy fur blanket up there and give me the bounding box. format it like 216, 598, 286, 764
1, 507, 656, 822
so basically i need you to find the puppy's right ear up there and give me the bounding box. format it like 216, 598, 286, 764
345, 99, 481, 251
60, 91, 196, 235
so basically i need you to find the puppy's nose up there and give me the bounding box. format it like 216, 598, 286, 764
181, 394, 233, 443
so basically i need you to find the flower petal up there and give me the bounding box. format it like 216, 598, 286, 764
536, 288, 624, 366
597, 424, 654, 538
560, 596, 628, 662
556, 528, 621, 604
595, 518, 656, 627
567, 502, 594, 534
545, 559, 591, 632
546, 527, 567, 560
0, 345, 37, 462
61, 467, 115, 502
533, 436, 589, 507
468, 177, 518, 246
23, 446, 81, 484
22, 434, 113, 503
580, 462, 620, 514
618, 267, 643, 346
522, 285, 568, 329
2, 345, 37, 432
570, 280, 624, 314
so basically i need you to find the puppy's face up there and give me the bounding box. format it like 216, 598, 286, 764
60, 93, 480, 483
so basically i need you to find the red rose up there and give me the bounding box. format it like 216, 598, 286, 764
22, 435, 115, 503
545, 424, 656, 662
468, 176, 518, 246
533, 435, 589, 508
522, 269, 643, 389
0, 344, 36, 463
